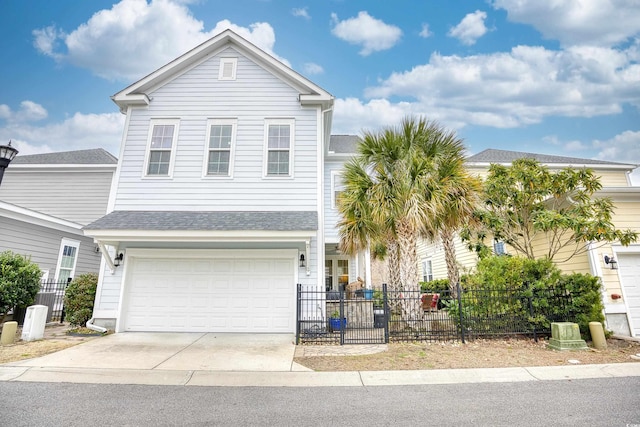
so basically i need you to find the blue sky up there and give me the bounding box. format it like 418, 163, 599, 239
1, 0, 639, 182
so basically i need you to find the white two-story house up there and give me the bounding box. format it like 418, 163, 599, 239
84, 29, 371, 333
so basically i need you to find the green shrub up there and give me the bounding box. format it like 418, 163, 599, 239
0, 251, 42, 323
446, 256, 604, 339
420, 279, 450, 294
63, 273, 98, 327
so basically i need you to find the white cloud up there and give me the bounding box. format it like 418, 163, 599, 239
292, 7, 310, 19
419, 23, 432, 38
493, 0, 640, 47
361, 43, 639, 128
32, 0, 287, 81
564, 140, 588, 151
593, 130, 640, 164
331, 11, 402, 56
302, 62, 324, 75
448, 10, 489, 46
1, 104, 125, 156
0, 101, 48, 123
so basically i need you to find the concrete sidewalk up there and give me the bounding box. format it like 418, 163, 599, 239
1, 330, 639, 387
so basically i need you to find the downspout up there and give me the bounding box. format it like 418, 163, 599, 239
86, 317, 107, 334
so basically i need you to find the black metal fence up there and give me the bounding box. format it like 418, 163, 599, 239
296, 282, 574, 345
12, 279, 71, 325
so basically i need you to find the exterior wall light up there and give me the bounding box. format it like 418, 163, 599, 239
299, 253, 306, 268
0, 140, 19, 186
603, 255, 618, 270
114, 252, 124, 267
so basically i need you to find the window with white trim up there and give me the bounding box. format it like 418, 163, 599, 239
204, 119, 236, 177
422, 259, 433, 282
264, 119, 294, 177
218, 58, 237, 80
55, 238, 79, 283
493, 240, 507, 255
144, 119, 179, 177
331, 170, 345, 209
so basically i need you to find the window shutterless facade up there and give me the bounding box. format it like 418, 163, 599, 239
203, 119, 236, 177
422, 259, 433, 282
331, 170, 345, 209
144, 119, 179, 177
264, 119, 294, 177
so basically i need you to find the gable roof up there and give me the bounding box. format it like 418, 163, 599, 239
112, 29, 333, 112
466, 149, 637, 169
12, 148, 117, 165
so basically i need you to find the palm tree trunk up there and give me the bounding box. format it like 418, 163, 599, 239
396, 220, 422, 325
386, 238, 401, 292
440, 228, 460, 297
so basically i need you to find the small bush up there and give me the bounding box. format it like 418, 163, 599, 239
0, 251, 42, 323
420, 279, 450, 294
63, 273, 98, 327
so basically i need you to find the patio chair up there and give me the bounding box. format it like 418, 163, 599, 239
421, 293, 439, 312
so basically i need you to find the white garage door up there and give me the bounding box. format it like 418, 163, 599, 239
122, 252, 295, 333
618, 253, 640, 337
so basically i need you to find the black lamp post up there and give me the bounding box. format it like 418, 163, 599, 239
0, 141, 19, 186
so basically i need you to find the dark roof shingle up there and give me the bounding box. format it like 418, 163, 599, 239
84, 210, 318, 231
466, 149, 635, 167
13, 148, 117, 165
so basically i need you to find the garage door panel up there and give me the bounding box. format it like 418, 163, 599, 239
123, 255, 295, 332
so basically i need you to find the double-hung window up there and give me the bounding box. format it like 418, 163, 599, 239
55, 238, 79, 283
331, 170, 345, 209
422, 259, 433, 283
264, 119, 294, 177
204, 119, 236, 177
144, 119, 179, 177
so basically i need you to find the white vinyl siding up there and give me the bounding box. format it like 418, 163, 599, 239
144, 119, 179, 177
0, 170, 114, 226
218, 57, 237, 80
264, 119, 294, 177
203, 119, 236, 177
55, 238, 80, 283
113, 47, 318, 211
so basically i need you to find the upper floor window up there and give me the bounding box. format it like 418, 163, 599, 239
331, 170, 345, 209
264, 119, 294, 177
144, 119, 179, 177
218, 58, 237, 80
204, 119, 236, 177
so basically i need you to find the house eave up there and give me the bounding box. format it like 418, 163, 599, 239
0, 201, 83, 234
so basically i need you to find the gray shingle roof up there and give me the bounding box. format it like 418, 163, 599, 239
329, 135, 360, 154
13, 148, 117, 165
466, 149, 636, 167
84, 211, 318, 231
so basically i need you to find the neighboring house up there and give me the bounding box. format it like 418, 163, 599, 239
84, 29, 358, 333
0, 149, 117, 283
417, 149, 640, 338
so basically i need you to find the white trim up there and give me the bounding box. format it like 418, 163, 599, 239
142, 119, 180, 178
54, 238, 80, 282
218, 57, 237, 80
10, 164, 117, 170
201, 118, 237, 178
107, 108, 131, 212
263, 118, 295, 178
610, 246, 640, 337
84, 229, 316, 243
0, 201, 83, 234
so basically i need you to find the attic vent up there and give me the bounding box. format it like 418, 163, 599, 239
219, 58, 237, 80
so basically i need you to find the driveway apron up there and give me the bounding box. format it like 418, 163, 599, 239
8, 333, 297, 372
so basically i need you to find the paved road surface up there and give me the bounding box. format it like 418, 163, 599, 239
1, 377, 639, 426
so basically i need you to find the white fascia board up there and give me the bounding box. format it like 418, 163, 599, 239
10, 164, 117, 170
83, 229, 317, 243
0, 201, 83, 234
594, 187, 640, 201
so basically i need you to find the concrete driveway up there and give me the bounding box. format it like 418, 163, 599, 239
8, 332, 300, 372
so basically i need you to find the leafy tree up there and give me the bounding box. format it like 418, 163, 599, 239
63, 273, 99, 327
0, 251, 42, 323
463, 158, 637, 262
338, 116, 475, 318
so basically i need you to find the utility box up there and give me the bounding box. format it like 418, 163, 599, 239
21, 305, 48, 342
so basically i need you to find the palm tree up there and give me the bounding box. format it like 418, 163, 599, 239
337, 116, 466, 319
422, 149, 481, 295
